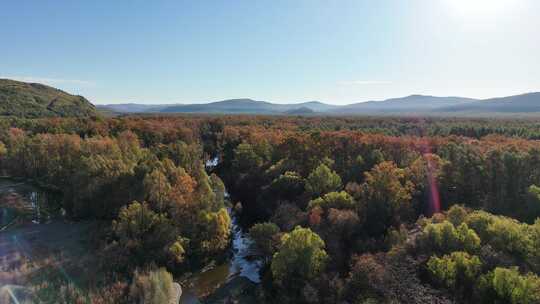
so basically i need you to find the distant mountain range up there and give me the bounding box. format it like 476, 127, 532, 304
99, 99, 338, 114
332, 95, 477, 114
442, 93, 540, 113
2, 78, 540, 117
99, 92, 540, 116
0, 79, 98, 118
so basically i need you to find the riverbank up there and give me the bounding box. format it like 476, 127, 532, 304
179, 207, 263, 303
202, 276, 260, 303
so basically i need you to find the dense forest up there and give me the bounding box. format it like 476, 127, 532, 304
3, 115, 540, 303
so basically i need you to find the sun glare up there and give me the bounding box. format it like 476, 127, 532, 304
446, 0, 515, 16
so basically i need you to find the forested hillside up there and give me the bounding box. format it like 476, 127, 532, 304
2, 115, 540, 303
0, 79, 98, 118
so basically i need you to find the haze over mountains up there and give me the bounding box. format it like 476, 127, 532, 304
99, 92, 540, 116
2, 78, 540, 117
99, 99, 339, 114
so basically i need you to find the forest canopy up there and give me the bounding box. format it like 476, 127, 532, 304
3, 115, 540, 303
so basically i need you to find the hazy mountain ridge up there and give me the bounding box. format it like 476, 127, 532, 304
157, 99, 339, 114
4, 78, 540, 117
440, 92, 540, 113
332, 95, 478, 113
97, 103, 175, 113
285, 106, 316, 115
161, 99, 275, 113
99, 93, 540, 115
0, 79, 98, 118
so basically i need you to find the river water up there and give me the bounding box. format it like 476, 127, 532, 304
179, 159, 263, 303
180, 208, 262, 303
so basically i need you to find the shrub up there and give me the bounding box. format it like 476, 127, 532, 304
347, 254, 387, 298
464, 210, 494, 240
128, 267, 173, 304
465, 210, 531, 259
271, 226, 328, 290
417, 221, 480, 254
427, 251, 482, 290
447, 205, 468, 226
479, 267, 540, 304
485, 216, 530, 259
308, 191, 355, 211
249, 222, 281, 259
305, 164, 342, 198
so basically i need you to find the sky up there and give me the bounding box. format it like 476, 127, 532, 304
1, 0, 539, 105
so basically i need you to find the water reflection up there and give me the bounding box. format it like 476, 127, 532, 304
0, 178, 62, 228
180, 208, 262, 303
229, 214, 262, 283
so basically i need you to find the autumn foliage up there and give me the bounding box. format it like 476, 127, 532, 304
4, 115, 540, 303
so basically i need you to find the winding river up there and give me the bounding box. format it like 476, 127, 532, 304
179, 159, 263, 303
180, 207, 262, 303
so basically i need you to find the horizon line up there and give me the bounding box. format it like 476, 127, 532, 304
92, 91, 540, 106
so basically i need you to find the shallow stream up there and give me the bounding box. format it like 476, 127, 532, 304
180, 208, 262, 303
180, 159, 263, 303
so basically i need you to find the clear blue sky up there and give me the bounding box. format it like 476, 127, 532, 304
1, 0, 539, 105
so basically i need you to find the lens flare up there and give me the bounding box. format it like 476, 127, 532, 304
420, 138, 441, 216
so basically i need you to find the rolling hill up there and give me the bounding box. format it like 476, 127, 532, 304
96, 103, 174, 113
160, 99, 275, 113
0, 79, 98, 118
440, 92, 540, 113
285, 106, 315, 115
157, 99, 337, 114
331, 95, 477, 114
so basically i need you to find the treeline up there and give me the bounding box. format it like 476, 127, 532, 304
4, 115, 540, 141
